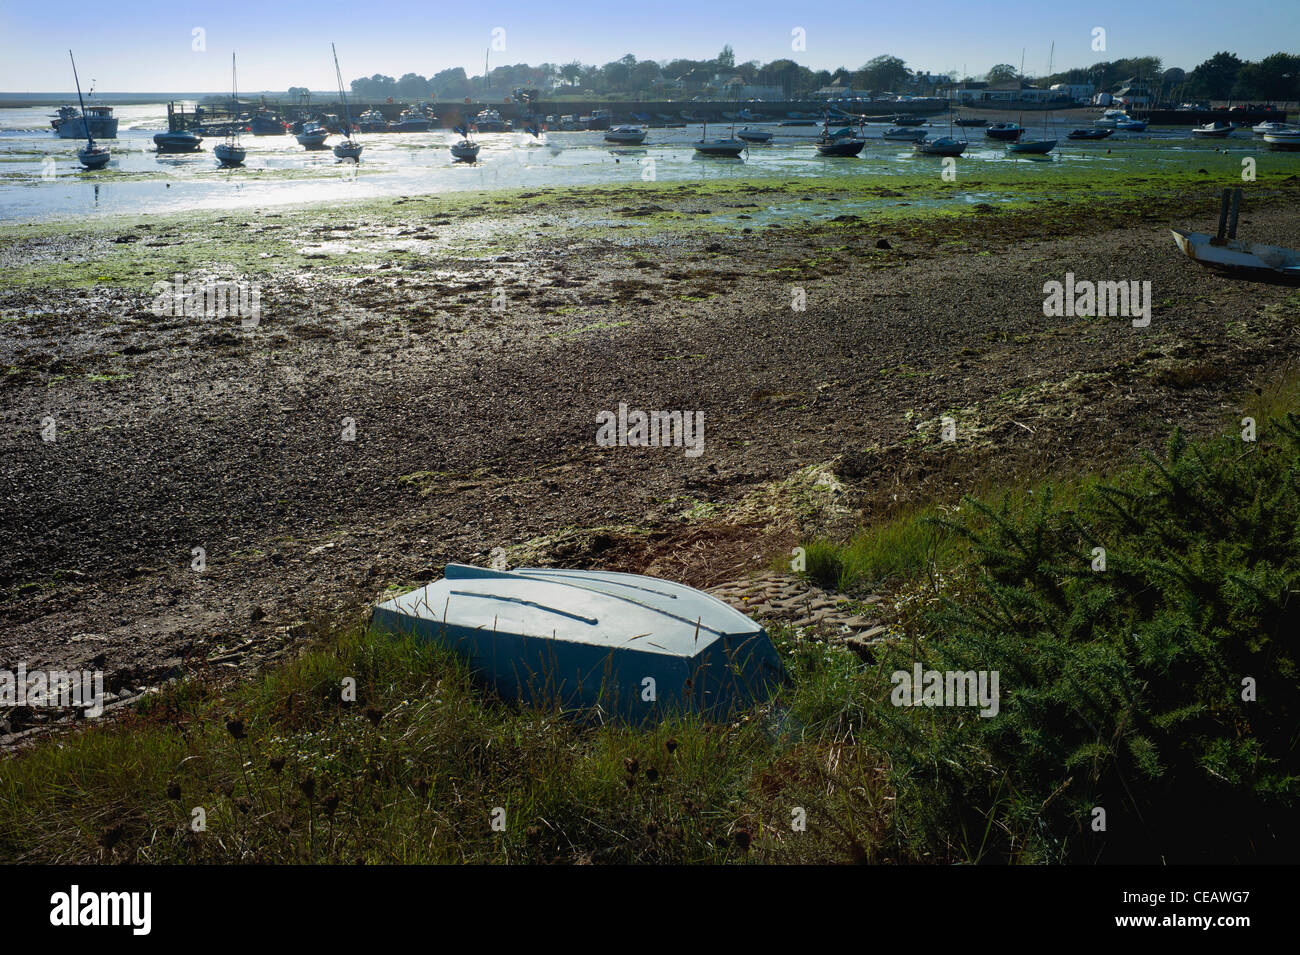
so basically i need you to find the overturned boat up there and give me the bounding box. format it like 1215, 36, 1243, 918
371, 563, 788, 721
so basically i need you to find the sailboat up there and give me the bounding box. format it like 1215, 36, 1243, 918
68, 51, 110, 170
331, 44, 363, 160
450, 122, 480, 162
915, 106, 967, 156
214, 54, 247, 167
814, 110, 865, 156
1008, 44, 1057, 155
693, 117, 746, 157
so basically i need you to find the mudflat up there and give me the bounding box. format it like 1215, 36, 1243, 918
3, 167, 1299, 711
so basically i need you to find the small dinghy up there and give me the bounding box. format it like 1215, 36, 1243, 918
372, 563, 788, 720
1172, 187, 1300, 281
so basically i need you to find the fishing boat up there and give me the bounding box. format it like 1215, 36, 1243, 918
387, 107, 431, 132
1067, 127, 1114, 140
295, 122, 330, 148
358, 109, 388, 133
693, 119, 746, 157
450, 124, 480, 162
330, 44, 363, 160
249, 110, 287, 135
985, 122, 1024, 141
153, 129, 203, 153
1253, 121, 1295, 135
67, 52, 110, 169
474, 108, 512, 132
736, 126, 773, 143
213, 54, 247, 167
882, 126, 927, 141
51, 102, 118, 139
370, 563, 788, 721
1263, 129, 1300, 150
604, 124, 647, 145
1192, 122, 1234, 138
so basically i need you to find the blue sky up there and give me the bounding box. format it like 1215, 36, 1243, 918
1, 0, 1296, 91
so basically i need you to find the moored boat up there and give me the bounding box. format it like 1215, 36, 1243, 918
1253, 121, 1295, 135
985, 122, 1024, 141
296, 122, 330, 148
693, 119, 746, 157
358, 109, 388, 133
249, 110, 287, 135
66, 51, 111, 169
1192, 122, 1234, 138
51, 102, 118, 139
604, 124, 647, 145
153, 129, 204, 153
387, 107, 431, 132
330, 44, 363, 161
1262, 129, 1300, 150
736, 126, 772, 143
1068, 127, 1113, 140
914, 136, 966, 156
214, 54, 247, 167
882, 126, 927, 141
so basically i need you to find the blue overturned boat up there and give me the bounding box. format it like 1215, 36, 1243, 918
371, 563, 788, 721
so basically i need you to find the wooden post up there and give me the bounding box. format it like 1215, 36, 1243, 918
1227, 187, 1242, 240
1217, 188, 1231, 240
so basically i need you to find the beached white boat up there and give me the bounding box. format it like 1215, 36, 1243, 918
371, 563, 787, 720
214, 54, 247, 167
329, 44, 363, 160
1252, 121, 1295, 135
1171, 230, 1300, 277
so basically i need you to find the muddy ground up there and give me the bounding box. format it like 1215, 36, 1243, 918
2, 173, 1299, 735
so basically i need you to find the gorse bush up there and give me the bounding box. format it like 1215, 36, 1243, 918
879, 417, 1300, 862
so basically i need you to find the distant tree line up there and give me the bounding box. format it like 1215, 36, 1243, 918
318, 48, 1299, 102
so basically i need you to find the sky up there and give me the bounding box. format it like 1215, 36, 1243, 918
1, 0, 1296, 92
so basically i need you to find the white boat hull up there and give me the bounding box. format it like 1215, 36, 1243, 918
1171, 229, 1300, 277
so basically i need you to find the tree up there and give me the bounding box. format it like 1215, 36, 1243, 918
560, 60, 583, 87
857, 55, 910, 91
396, 73, 430, 100
1187, 52, 1244, 99
287, 86, 309, 100
430, 67, 470, 99
986, 63, 1019, 85
1234, 52, 1300, 100
716, 45, 735, 70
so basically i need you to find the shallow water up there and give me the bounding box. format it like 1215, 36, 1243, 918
0, 104, 1290, 224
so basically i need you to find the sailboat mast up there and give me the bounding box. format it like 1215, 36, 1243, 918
332, 44, 353, 137
1045, 43, 1054, 137
68, 50, 94, 145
